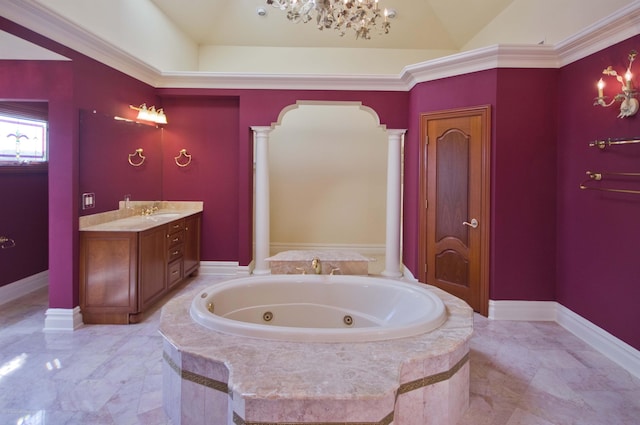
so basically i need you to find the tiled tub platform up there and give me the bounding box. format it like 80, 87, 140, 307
266, 250, 373, 275
160, 281, 473, 425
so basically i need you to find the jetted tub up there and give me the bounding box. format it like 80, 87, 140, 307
190, 274, 447, 342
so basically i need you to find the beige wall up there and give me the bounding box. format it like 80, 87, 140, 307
268, 103, 388, 253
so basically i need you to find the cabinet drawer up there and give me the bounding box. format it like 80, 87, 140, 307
168, 260, 183, 287
168, 245, 184, 262
168, 219, 185, 234
167, 230, 185, 248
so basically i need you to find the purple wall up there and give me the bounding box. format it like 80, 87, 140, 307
2, 16, 638, 350
157, 88, 410, 265
1, 17, 157, 309
557, 35, 640, 349
405, 69, 558, 303
0, 167, 48, 287
160, 96, 240, 262
79, 110, 163, 214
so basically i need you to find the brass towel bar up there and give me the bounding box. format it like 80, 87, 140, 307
128, 148, 145, 167
174, 149, 192, 167
579, 171, 640, 194
589, 137, 640, 149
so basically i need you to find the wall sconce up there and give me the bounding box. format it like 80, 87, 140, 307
129, 104, 168, 124
594, 50, 638, 118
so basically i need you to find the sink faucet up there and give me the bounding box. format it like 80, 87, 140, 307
311, 257, 322, 274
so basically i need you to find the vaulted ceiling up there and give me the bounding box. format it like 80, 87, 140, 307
1, 0, 637, 79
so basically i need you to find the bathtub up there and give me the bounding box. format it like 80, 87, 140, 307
190, 274, 447, 342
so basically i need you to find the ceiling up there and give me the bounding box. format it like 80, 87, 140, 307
2, 0, 637, 83
147, 0, 516, 50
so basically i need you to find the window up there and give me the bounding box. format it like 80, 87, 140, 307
0, 116, 48, 163
0, 102, 49, 167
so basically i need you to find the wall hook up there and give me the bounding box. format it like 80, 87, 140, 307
128, 148, 145, 167
0, 236, 16, 249
175, 148, 192, 167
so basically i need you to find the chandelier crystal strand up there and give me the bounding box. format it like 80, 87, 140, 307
266, 0, 391, 39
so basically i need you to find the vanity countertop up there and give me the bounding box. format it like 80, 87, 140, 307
80, 201, 203, 232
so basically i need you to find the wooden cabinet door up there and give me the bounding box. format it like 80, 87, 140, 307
183, 213, 202, 277
79, 231, 138, 324
138, 225, 167, 311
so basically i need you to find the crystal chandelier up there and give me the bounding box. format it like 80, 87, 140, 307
266, 0, 392, 40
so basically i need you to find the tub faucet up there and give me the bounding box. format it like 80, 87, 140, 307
311, 257, 322, 274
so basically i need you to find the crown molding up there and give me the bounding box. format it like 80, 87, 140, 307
2, 0, 640, 91
157, 71, 409, 91
2, 0, 162, 87
556, 1, 640, 67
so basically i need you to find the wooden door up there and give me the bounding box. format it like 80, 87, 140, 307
418, 106, 490, 315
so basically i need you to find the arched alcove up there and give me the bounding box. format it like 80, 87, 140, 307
252, 101, 405, 276
269, 102, 387, 251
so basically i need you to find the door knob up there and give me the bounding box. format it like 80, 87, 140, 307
463, 218, 478, 229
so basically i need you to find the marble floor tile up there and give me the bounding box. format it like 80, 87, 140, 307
1, 277, 639, 425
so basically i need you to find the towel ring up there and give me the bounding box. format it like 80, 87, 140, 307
128, 148, 145, 167
175, 149, 192, 167
0, 236, 16, 249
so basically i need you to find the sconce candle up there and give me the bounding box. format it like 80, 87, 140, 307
593, 50, 638, 118
597, 78, 604, 98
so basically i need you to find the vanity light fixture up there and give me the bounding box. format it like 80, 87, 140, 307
594, 50, 638, 118
129, 104, 168, 124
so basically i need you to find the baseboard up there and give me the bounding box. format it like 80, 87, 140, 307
199, 261, 248, 276
488, 300, 557, 321
0, 270, 49, 306
44, 306, 83, 332
556, 304, 640, 379
489, 299, 640, 379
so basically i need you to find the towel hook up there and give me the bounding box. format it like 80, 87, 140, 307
128, 148, 145, 167
0, 236, 16, 249
175, 149, 192, 167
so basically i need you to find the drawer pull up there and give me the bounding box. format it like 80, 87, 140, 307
172, 270, 179, 275
172, 237, 179, 242
173, 224, 181, 229
172, 250, 180, 255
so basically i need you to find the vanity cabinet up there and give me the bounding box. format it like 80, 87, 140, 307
80, 212, 202, 324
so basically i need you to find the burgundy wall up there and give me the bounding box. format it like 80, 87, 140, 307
79, 110, 163, 214
160, 96, 240, 262
0, 167, 48, 287
157, 88, 410, 265
3, 15, 638, 351
557, 35, 640, 350
1, 17, 157, 308
492, 68, 558, 301
405, 68, 558, 302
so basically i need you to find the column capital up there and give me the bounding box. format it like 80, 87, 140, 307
387, 129, 407, 137
251, 126, 273, 135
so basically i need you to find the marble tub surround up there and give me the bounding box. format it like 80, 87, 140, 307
266, 249, 372, 275
79, 201, 203, 231
2, 278, 640, 425
160, 279, 473, 425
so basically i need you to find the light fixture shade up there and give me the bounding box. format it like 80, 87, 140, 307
130, 104, 168, 124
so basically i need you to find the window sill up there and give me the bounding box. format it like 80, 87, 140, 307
0, 162, 48, 174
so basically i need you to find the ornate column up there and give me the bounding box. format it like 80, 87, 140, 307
251, 126, 272, 275
382, 129, 406, 277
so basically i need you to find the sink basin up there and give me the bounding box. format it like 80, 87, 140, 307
153, 213, 181, 218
